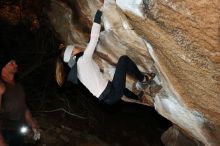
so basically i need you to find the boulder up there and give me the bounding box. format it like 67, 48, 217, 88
47, 0, 220, 145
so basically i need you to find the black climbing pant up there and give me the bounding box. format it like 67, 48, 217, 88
101, 55, 145, 105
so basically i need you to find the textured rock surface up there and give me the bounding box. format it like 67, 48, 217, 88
47, 0, 220, 145
161, 126, 204, 146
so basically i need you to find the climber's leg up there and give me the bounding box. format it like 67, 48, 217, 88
124, 88, 139, 100
101, 55, 144, 105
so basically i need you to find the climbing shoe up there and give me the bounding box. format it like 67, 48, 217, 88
135, 73, 156, 91
137, 91, 154, 107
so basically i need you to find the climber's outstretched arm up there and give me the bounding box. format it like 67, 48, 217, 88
83, 4, 103, 58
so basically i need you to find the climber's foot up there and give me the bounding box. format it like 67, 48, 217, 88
138, 91, 154, 107
135, 73, 156, 91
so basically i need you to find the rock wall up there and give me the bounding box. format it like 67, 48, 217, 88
47, 0, 220, 145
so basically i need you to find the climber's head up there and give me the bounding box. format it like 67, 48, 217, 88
55, 43, 83, 86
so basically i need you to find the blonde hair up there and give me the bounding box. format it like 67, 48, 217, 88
55, 47, 66, 86
55, 43, 85, 86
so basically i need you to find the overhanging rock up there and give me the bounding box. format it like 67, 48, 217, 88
48, 0, 220, 145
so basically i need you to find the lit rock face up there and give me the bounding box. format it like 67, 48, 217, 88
48, 0, 220, 145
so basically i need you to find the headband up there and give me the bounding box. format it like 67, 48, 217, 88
63, 45, 75, 63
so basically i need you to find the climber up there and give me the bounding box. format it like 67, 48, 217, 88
0, 53, 40, 146
55, 3, 156, 105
